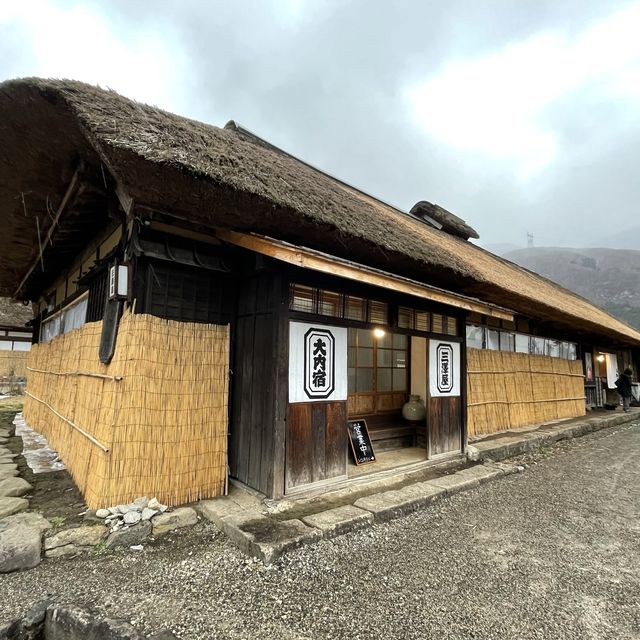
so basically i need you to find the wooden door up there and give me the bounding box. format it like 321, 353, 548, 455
429, 396, 462, 456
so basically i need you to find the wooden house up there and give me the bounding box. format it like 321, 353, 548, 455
0, 78, 638, 506
0, 297, 32, 385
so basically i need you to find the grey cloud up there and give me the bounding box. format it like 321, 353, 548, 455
3, 0, 639, 248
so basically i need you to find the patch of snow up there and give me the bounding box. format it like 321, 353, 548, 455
13, 413, 66, 474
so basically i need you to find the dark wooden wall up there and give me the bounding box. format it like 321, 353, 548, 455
429, 396, 462, 456
286, 401, 347, 490
230, 270, 288, 497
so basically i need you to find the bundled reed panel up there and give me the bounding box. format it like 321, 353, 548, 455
467, 348, 585, 438
23, 313, 230, 508
0, 350, 28, 378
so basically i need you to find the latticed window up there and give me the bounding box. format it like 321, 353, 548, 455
347, 328, 408, 415
289, 283, 388, 323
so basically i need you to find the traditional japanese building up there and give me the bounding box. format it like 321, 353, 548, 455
1, 78, 638, 506
0, 297, 32, 386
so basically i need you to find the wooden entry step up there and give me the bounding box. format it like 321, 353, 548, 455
369, 422, 420, 452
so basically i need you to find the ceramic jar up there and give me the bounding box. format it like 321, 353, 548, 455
402, 394, 426, 422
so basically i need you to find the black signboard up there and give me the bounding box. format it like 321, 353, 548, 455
347, 419, 376, 465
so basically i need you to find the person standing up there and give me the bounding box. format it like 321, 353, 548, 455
615, 367, 633, 412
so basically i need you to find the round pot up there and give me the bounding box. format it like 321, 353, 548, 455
402, 394, 426, 422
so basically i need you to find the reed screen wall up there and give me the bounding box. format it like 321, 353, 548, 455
0, 350, 28, 378
23, 313, 229, 508
467, 348, 585, 438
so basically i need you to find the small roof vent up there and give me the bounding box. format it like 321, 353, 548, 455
409, 201, 479, 241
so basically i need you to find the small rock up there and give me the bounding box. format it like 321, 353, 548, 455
133, 496, 149, 509
1, 512, 51, 533
44, 525, 105, 551
83, 510, 104, 525
148, 497, 168, 512
106, 521, 152, 549
152, 507, 198, 536
0, 477, 32, 498
141, 508, 158, 521
0, 497, 29, 519
0, 523, 42, 572
117, 504, 131, 515
129, 544, 144, 551
123, 511, 141, 525
96, 509, 110, 519
22, 598, 53, 629
45, 545, 82, 558
108, 506, 120, 515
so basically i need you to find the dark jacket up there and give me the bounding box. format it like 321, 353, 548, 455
616, 372, 633, 398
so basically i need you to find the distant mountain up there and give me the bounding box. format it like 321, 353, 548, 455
503, 247, 640, 330
589, 226, 640, 251
480, 242, 523, 257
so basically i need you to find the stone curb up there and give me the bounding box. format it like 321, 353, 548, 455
466, 411, 638, 463
207, 413, 639, 563
222, 515, 322, 564
215, 462, 517, 563
301, 505, 373, 538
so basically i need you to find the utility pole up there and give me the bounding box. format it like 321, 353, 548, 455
527, 232, 534, 248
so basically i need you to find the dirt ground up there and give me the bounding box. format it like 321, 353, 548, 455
1, 400, 86, 526
1, 409, 638, 639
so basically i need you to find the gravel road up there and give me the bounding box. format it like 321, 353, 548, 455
1, 421, 639, 640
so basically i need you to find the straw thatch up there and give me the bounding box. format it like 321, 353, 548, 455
0, 297, 31, 328
0, 350, 28, 378
23, 312, 229, 508
1, 78, 639, 346
466, 348, 585, 437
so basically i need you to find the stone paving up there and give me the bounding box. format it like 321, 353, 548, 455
199, 408, 640, 563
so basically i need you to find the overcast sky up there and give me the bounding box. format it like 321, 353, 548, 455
2, 0, 640, 249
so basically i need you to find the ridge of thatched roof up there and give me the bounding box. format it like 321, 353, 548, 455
409, 201, 480, 240
1, 77, 639, 346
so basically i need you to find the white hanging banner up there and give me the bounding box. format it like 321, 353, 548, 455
429, 340, 461, 397
605, 353, 618, 389
289, 322, 348, 403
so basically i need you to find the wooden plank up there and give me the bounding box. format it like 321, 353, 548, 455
216, 230, 513, 321
230, 315, 254, 485
255, 313, 272, 492
429, 396, 462, 455
268, 276, 289, 498
325, 402, 347, 479
286, 403, 313, 488
247, 313, 273, 491
311, 403, 326, 482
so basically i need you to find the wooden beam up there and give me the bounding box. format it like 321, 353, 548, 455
115, 181, 134, 217
216, 230, 514, 321
14, 169, 83, 298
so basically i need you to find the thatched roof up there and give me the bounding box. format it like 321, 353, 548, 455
0, 297, 31, 329
1, 77, 639, 347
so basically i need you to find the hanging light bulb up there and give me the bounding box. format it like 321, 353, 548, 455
373, 327, 386, 339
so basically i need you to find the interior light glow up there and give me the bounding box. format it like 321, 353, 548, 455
373, 328, 386, 338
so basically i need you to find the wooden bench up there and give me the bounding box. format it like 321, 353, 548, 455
353, 413, 424, 452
